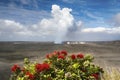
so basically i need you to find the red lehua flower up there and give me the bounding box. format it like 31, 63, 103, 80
71, 54, 76, 60
26, 72, 34, 80
42, 63, 50, 70
58, 55, 65, 59
77, 53, 84, 58
11, 64, 20, 72
61, 50, 67, 56
35, 63, 44, 72
91, 73, 99, 80
36, 63, 50, 72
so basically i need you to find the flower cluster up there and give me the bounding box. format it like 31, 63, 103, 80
11, 64, 20, 72
35, 63, 50, 72
70, 53, 84, 60
10, 59, 51, 80
46, 50, 67, 59
10, 50, 104, 80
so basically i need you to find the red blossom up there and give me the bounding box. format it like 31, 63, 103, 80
35, 63, 50, 72
26, 72, 34, 80
58, 55, 65, 59
46, 51, 67, 59
11, 64, 20, 72
91, 73, 99, 80
42, 63, 50, 70
35, 63, 43, 72
71, 54, 76, 60
77, 53, 84, 58
61, 50, 67, 56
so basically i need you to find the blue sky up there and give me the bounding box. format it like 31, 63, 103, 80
0, 0, 120, 42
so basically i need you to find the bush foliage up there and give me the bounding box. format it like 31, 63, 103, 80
10, 50, 104, 80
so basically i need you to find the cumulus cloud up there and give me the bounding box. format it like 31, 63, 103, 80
0, 19, 33, 41
30, 4, 75, 43
0, 4, 81, 42
0, 20, 29, 35
0, 19, 34, 40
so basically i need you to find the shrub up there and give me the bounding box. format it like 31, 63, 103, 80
10, 50, 104, 80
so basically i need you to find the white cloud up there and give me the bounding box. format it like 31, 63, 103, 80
82, 27, 106, 33
0, 4, 77, 42
0, 4, 119, 42
0, 20, 23, 33
31, 4, 74, 43
0, 19, 32, 36
68, 27, 120, 41
82, 27, 120, 34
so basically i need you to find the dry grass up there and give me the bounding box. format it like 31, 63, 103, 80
95, 61, 120, 80
101, 67, 120, 80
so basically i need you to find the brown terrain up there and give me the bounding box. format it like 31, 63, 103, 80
0, 41, 120, 80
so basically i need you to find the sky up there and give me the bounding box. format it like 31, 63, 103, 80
0, 0, 120, 43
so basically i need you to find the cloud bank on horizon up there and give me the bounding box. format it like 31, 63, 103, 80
0, 0, 120, 43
